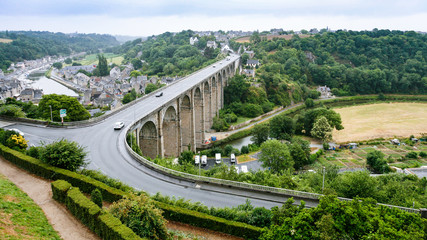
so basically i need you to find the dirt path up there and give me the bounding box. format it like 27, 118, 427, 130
0, 157, 100, 240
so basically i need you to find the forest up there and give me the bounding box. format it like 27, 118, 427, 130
0, 31, 119, 71
106, 30, 222, 76
243, 29, 427, 95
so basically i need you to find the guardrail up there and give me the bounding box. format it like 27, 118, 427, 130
125, 140, 422, 214
124, 141, 322, 200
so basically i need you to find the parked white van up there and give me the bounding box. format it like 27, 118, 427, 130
230, 153, 236, 163
215, 153, 221, 164
201, 155, 207, 165
194, 155, 200, 165
241, 165, 248, 173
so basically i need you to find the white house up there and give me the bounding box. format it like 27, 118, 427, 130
190, 37, 199, 45
206, 41, 217, 49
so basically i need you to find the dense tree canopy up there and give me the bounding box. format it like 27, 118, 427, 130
247, 29, 427, 95
0, 31, 119, 71
108, 30, 220, 77
38, 94, 90, 121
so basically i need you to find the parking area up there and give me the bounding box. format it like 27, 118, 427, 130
194, 157, 264, 172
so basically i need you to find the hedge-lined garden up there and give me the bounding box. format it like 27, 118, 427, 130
0, 143, 263, 239
51, 180, 144, 240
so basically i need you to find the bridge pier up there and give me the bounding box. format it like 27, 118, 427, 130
135, 58, 238, 158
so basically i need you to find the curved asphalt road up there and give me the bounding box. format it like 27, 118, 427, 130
7, 55, 314, 209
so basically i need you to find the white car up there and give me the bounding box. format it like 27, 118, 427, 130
194, 155, 200, 165
215, 153, 221, 164
8, 128, 24, 137
230, 153, 236, 163
155, 92, 163, 97
201, 155, 207, 165
114, 121, 125, 130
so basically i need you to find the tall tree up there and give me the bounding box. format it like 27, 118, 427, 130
259, 140, 293, 174
251, 123, 270, 146
96, 54, 108, 76
311, 116, 332, 142
269, 114, 295, 141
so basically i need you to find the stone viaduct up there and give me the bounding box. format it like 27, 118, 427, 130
130, 57, 239, 159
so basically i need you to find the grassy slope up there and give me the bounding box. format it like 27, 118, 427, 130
333, 102, 427, 143
0, 174, 61, 239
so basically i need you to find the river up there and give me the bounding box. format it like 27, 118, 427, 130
27, 71, 78, 97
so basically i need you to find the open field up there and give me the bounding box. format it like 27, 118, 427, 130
332, 103, 427, 143
235, 34, 311, 43
0, 173, 61, 239
77, 53, 124, 66
0, 38, 13, 43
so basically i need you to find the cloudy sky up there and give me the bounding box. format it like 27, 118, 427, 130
1, 0, 426, 36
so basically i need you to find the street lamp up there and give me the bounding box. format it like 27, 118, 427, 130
322, 166, 326, 194
49, 105, 53, 122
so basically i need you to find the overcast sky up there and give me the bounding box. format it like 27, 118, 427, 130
1, 0, 426, 36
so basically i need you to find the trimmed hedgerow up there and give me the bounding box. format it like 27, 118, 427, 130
155, 201, 263, 240
51, 180, 144, 240
51, 179, 71, 203
0, 144, 126, 202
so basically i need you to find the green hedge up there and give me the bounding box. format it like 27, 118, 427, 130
0, 144, 126, 202
51, 180, 144, 240
1, 144, 265, 238
155, 201, 263, 239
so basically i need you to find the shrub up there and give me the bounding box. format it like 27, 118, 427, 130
91, 188, 103, 208
39, 139, 87, 171
0, 104, 26, 117
6, 134, 28, 151
26, 146, 42, 158
241, 145, 249, 154
223, 145, 234, 156
405, 151, 419, 159
109, 194, 170, 240
419, 151, 427, 158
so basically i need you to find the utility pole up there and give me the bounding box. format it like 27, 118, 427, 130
322, 166, 326, 194
49, 105, 53, 122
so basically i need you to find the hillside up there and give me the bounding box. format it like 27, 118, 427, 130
0, 31, 120, 71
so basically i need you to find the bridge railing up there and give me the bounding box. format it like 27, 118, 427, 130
124, 135, 421, 214
53, 55, 236, 128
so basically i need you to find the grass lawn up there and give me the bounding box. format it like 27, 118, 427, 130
333, 102, 427, 143
0, 38, 13, 43
0, 174, 61, 239
237, 152, 257, 163
77, 53, 124, 66
233, 117, 252, 126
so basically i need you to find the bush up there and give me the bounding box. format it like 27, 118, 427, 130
242, 103, 264, 118
6, 134, 28, 151
223, 145, 234, 156
26, 146, 41, 159
51, 180, 143, 240
419, 151, 427, 158
39, 139, 87, 171
91, 188, 103, 208
109, 194, 170, 240
406, 151, 419, 159
0, 104, 26, 117
155, 201, 262, 239
0, 144, 126, 202
241, 145, 249, 154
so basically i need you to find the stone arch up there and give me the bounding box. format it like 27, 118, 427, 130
139, 121, 158, 159
211, 77, 217, 120
203, 81, 211, 132
194, 87, 203, 147
162, 106, 178, 157
180, 95, 192, 151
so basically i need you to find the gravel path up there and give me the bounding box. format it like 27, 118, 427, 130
0, 157, 100, 240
